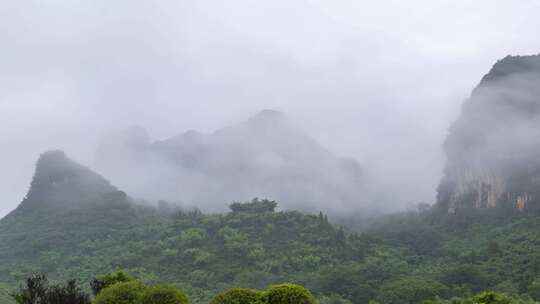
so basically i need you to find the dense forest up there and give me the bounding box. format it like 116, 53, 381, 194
5, 270, 538, 304
2, 0, 539, 300
4, 186, 540, 303
6, 133, 540, 303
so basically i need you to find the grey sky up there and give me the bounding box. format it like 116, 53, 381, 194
1, 0, 540, 216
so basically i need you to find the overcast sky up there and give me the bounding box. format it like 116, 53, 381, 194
1, 0, 540, 216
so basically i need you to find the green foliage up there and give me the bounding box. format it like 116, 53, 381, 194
441, 265, 488, 292
11, 274, 89, 304
376, 277, 449, 304
472, 292, 514, 304
10, 191, 540, 304
210, 288, 262, 304
229, 199, 277, 214
425, 291, 537, 304
527, 278, 540, 301
0, 284, 15, 304
261, 284, 316, 304
91, 271, 133, 295
139, 285, 190, 304
92, 281, 146, 304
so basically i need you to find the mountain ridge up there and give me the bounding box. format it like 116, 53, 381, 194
94, 110, 365, 212
437, 53, 540, 213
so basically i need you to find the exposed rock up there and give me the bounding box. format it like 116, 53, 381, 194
438, 54, 540, 212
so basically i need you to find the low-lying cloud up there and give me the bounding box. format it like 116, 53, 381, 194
1, 0, 540, 216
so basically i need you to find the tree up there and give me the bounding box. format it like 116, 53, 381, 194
92, 281, 146, 304
12, 274, 48, 304
471, 291, 518, 304
487, 241, 502, 257
12, 275, 89, 304
442, 264, 488, 292
528, 279, 540, 301
229, 199, 277, 213
139, 285, 189, 304
376, 277, 449, 304
210, 288, 261, 304
91, 271, 133, 296
45, 280, 90, 304
261, 284, 316, 304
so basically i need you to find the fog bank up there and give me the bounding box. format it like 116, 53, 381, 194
2, 0, 540, 216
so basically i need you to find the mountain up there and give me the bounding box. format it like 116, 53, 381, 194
437, 54, 540, 213
0, 151, 148, 288
0, 151, 376, 304
94, 110, 365, 212
5, 151, 540, 303
10, 150, 119, 211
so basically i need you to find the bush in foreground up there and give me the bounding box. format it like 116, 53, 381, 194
140, 285, 190, 304
91, 270, 133, 296
261, 284, 316, 304
210, 288, 262, 304
92, 281, 147, 304
12, 274, 89, 304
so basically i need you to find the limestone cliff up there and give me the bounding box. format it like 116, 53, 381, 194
438, 54, 540, 212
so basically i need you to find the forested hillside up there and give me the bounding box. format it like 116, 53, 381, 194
5, 151, 540, 303
0, 152, 376, 303
0, 283, 12, 303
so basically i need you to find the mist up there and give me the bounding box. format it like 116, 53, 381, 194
438, 57, 540, 211
93, 110, 370, 212
2, 0, 540, 216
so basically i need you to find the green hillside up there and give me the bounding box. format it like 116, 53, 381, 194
3, 151, 540, 303
0, 283, 14, 304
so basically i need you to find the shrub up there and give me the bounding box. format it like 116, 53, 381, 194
91, 270, 133, 296
210, 288, 262, 304
376, 277, 449, 304
139, 285, 190, 304
471, 291, 513, 304
11, 274, 90, 304
92, 281, 146, 304
261, 284, 316, 304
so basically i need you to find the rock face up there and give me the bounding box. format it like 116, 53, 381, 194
94, 110, 364, 211
438, 54, 540, 212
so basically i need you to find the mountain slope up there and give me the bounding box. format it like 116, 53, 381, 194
0, 152, 376, 303
0, 151, 147, 285
0, 283, 12, 304
6, 152, 540, 303
437, 54, 540, 212
94, 110, 364, 212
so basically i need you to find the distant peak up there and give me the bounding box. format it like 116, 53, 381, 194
38, 149, 69, 161
23, 150, 117, 208
36, 150, 73, 171
33, 150, 101, 186
247, 110, 288, 127
250, 109, 285, 120
480, 53, 540, 85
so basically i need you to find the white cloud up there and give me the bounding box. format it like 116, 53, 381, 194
1, 0, 539, 216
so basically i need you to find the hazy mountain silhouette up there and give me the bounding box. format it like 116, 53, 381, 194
94, 110, 365, 212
